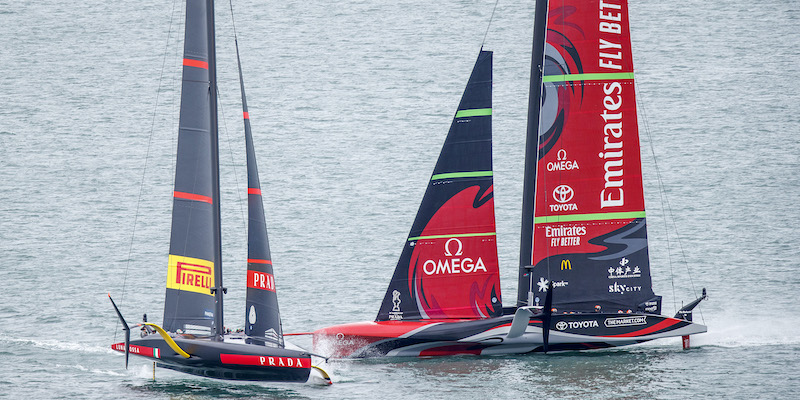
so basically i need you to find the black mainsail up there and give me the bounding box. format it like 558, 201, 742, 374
163, 0, 223, 336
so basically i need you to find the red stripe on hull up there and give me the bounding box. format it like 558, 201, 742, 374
174, 191, 213, 204
243, 111, 250, 119
247, 188, 262, 195
111, 342, 159, 358
419, 345, 482, 357
247, 258, 272, 264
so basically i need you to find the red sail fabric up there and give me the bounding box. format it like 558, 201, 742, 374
408, 186, 500, 319
527, 0, 659, 313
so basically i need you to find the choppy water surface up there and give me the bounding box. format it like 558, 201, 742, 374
1, 0, 799, 398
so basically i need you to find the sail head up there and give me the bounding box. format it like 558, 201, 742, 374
377, 51, 502, 321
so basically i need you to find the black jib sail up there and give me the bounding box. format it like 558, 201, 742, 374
236, 39, 284, 347
376, 50, 502, 321
163, 0, 223, 336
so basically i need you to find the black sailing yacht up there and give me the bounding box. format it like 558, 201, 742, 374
311, 0, 708, 357
109, 0, 329, 383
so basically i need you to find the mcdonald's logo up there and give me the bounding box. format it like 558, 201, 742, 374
560, 259, 572, 270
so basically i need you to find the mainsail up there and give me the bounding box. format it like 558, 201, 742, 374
236, 39, 285, 347
376, 50, 502, 321
163, 0, 224, 335
519, 0, 661, 314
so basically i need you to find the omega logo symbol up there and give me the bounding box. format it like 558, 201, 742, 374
552, 185, 574, 204
557, 149, 567, 161
444, 238, 463, 256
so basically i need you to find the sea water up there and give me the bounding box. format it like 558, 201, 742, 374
1, 0, 799, 398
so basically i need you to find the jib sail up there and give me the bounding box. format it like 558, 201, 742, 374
519, 0, 661, 314
163, 0, 223, 335
377, 50, 502, 321
236, 39, 284, 347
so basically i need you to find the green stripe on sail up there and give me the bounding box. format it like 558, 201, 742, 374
542, 72, 634, 83
455, 108, 492, 118
534, 211, 645, 224
408, 232, 496, 241
431, 171, 493, 181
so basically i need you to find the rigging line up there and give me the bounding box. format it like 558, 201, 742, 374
227, 0, 260, 236
634, 79, 680, 314
480, 0, 501, 49
221, 4, 248, 240
228, 0, 239, 39
116, 0, 182, 342
216, 70, 248, 242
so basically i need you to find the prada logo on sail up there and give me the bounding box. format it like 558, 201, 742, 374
166, 255, 215, 296
422, 238, 488, 275
247, 270, 275, 292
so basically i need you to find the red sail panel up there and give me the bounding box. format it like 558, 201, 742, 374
408, 186, 500, 319
527, 0, 658, 313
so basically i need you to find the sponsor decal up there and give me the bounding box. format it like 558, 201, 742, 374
247, 270, 275, 292
597, 0, 627, 209
389, 290, 403, 320
111, 344, 160, 358
264, 328, 281, 343
547, 149, 580, 172
248, 305, 257, 324
219, 354, 310, 369
551, 185, 578, 212
536, 277, 568, 292
607, 257, 641, 279
560, 259, 572, 270
546, 225, 586, 247
604, 316, 647, 328
552, 185, 574, 203
555, 320, 599, 331
608, 282, 642, 295
422, 238, 488, 276
166, 255, 214, 296
642, 300, 659, 313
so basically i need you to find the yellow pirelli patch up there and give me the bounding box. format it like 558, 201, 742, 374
166, 255, 215, 296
